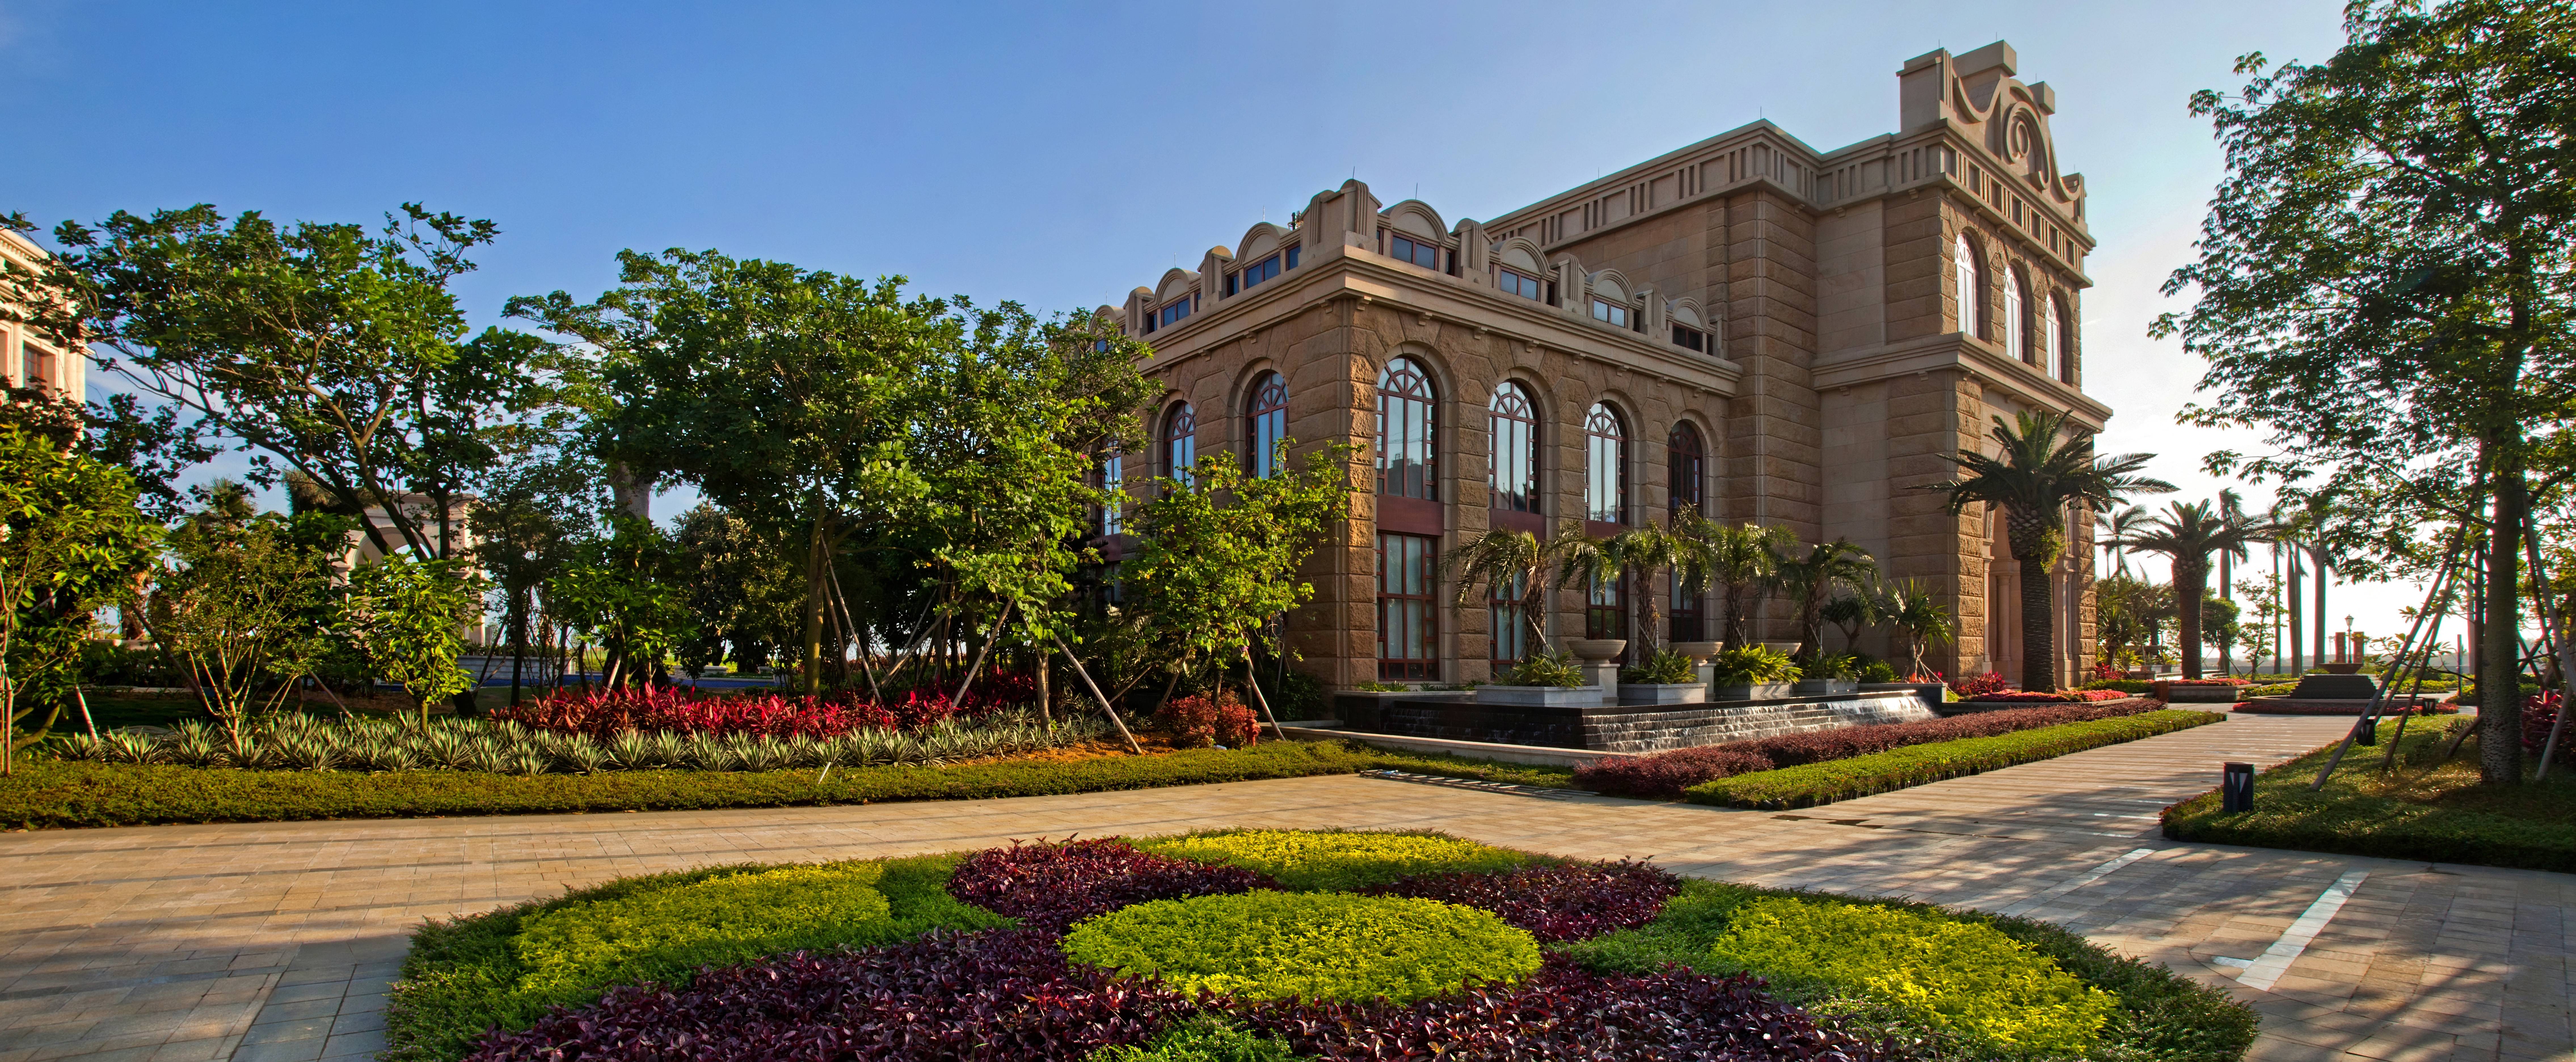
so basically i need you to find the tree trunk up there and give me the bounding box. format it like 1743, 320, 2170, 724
2176, 561, 2209, 680
801, 521, 828, 697
2481, 439, 2527, 786
2288, 548, 2303, 675
2019, 554, 2057, 691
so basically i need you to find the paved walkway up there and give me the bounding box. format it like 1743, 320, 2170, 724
0, 714, 2566, 1062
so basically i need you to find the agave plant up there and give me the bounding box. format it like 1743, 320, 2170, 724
54, 732, 109, 762
416, 729, 474, 770
226, 734, 276, 770
782, 734, 828, 770
684, 734, 735, 772
468, 741, 516, 774
275, 732, 341, 771
604, 730, 654, 770
646, 731, 688, 769
165, 721, 224, 767
370, 742, 423, 772
553, 735, 611, 774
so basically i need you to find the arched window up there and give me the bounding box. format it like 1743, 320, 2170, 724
1488, 382, 1540, 513
2046, 296, 2071, 383
2005, 266, 2029, 361
1162, 403, 1196, 486
1377, 356, 1437, 500
1667, 422, 1707, 642
1097, 448, 1124, 536
1954, 234, 1983, 339
1584, 402, 1626, 524
1246, 372, 1289, 477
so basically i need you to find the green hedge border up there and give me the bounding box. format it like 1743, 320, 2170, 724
0, 740, 1574, 830
2161, 719, 2576, 873
1685, 709, 2226, 809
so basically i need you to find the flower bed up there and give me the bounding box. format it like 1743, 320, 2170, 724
1687, 710, 2225, 809
1573, 701, 2160, 799
1962, 688, 2134, 703
491, 676, 1042, 739
389, 830, 2257, 1062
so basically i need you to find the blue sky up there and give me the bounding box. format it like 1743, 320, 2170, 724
6, 0, 2428, 655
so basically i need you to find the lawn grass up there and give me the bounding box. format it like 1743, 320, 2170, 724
2162, 716, 2576, 872
1684, 709, 2226, 809
0, 738, 1574, 830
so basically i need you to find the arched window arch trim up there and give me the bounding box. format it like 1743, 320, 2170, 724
2046, 293, 2074, 384
1584, 401, 1628, 525
1161, 402, 1197, 486
1245, 371, 1289, 477
2004, 264, 2029, 364
1666, 419, 1706, 517
1488, 380, 1541, 515
1377, 354, 1439, 500
1954, 232, 1985, 340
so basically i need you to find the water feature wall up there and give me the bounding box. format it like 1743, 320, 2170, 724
1348, 692, 1938, 753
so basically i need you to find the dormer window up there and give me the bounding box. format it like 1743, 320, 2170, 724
1498, 268, 1544, 301
1591, 298, 1630, 330
1671, 324, 1705, 352
1226, 253, 1283, 296
1389, 233, 1439, 270
1144, 294, 1195, 334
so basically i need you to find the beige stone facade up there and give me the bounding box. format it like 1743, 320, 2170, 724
0, 228, 83, 403
1101, 41, 2111, 690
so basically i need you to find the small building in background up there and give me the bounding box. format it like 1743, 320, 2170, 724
1, 227, 84, 402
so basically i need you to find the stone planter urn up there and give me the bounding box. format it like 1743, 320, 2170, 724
1711, 681, 1796, 701
1475, 684, 1607, 707
1669, 640, 1723, 689
1760, 641, 1802, 657
1564, 638, 1627, 698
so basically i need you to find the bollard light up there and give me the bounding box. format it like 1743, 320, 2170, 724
2221, 761, 2255, 813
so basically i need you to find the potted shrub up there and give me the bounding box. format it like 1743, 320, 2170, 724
1793, 653, 1862, 696
1618, 648, 1707, 706
1709, 645, 1800, 701
1474, 652, 1603, 706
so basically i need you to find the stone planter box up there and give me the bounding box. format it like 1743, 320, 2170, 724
2153, 680, 2248, 703
1711, 681, 1796, 701
1793, 678, 1859, 696
1474, 685, 1606, 707
1618, 682, 1707, 706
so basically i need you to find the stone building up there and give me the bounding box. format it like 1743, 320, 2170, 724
0, 227, 84, 402
1099, 41, 2110, 690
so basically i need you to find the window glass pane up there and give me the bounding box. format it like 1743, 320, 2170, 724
1585, 403, 1625, 523
1285, 245, 1301, 269
1164, 404, 1196, 486
1248, 372, 1289, 478
1376, 356, 1437, 500
1487, 382, 1538, 514
1377, 532, 1438, 681
1099, 451, 1124, 535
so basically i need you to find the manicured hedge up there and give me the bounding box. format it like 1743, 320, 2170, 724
1062, 891, 1542, 1002
1685, 710, 2224, 809
2162, 719, 2576, 872
0, 739, 1574, 830
1136, 829, 1527, 891
1576, 701, 2162, 799
1558, 880, 2257, 1062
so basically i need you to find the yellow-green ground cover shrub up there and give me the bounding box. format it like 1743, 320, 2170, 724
1561, 880, 2257, 1062
1688, 710, 2223, 809
1061, 891, 1542, 1002
384, 855, 1005, 1062
1136, 828, 1527, 890
2163, 717, 2576, 872
1707, 897, 2116, 1055
1088, 1017, 1304, 1061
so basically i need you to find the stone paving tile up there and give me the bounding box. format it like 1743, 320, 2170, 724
0, 714, 2567, 1061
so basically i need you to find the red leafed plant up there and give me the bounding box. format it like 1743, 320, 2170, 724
944, 837, 1277, 932
1573, 701, 2157, 798
492, 675, 1042, 739
1363, 861, 1681, 943
2525, 691, 2564, 753
1155, 690, 1260, 749
1949, 671, 2013, 697
1968, 689, 2130, 703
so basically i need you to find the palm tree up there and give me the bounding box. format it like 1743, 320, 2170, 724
1883, 579, 1955, 680
2118, 499, 2274, 679
1610, 513, 1702, 658
2096, 505, 2148, 577
1445, 526, 1551, 662
1924, 409, 2173, 692
1769, 538, 1877, 665
1684, 519, 1796, 650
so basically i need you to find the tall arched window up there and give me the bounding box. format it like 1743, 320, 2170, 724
1246, 372, 1289, 477
1162, 403, 1196, 486
1097, 448, 1124, 536
2004, 266, 2028, 362
1954, 234, 1983, 339
1488, 382, 1539, 513
1667, 421, 1707, 642
1584, 402, 1626, 524
2046, 296, 2071, 383
1377, 356, 1437, 499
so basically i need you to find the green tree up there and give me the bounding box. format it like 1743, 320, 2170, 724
1687, 520, 1795, 650
2118, 500, 2274, 680
1445, 526, 1552, 661
547, 518, 693, 690
2156, 0, 2576, 782
1925, 410, 2173, 691
0, 425, 160, 768
343, 557, 482, 724
1, 206, 570, 562
2202, 595, 2245, 677
1881, 579, 1956, 680
670, 504, 802, 678
1122, 444, 1354, 729
148, 505, 346, 744
469, 454, 599, 704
